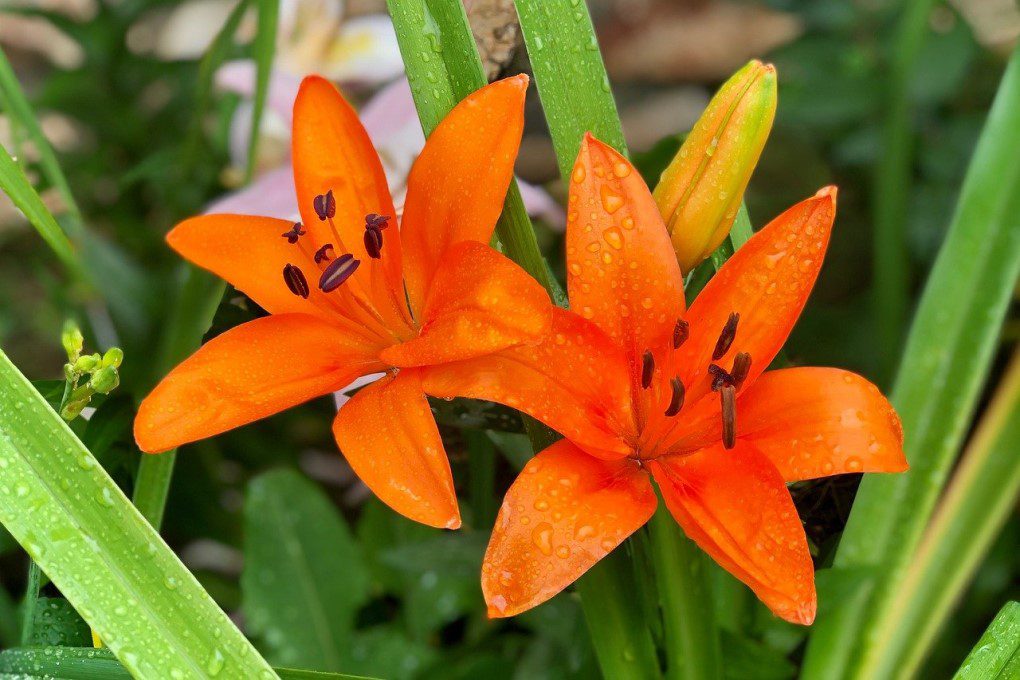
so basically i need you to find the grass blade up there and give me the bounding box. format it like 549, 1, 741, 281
513, 0, 627, 177
0, 350, 277, 679
803, 41, 1020, 680
856, 351, 1020, 677
245, 0, 279, 183
951, 602, 1020, 679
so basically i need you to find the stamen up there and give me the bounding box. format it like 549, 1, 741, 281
365, 213, 391, 230
364, 226, 383, 259
314, 244, 334, 263
319, 253, 360, 292
282, 264, 309, 299
721, 385, 736, 449
712, 312, 740, 360
731, 352, 752, 388
641, 350, 655, 389
672, 318, 689, 349
313, 190, 336, 221
664, 377, 685, 416
708, 363, 734, 391
281, 222, 306, 244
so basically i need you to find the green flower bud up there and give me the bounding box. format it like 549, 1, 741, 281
61, 321, 84, 361
89, 366, 120, 394
102, 347, 124, 369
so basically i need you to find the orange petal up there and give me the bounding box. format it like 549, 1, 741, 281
292, 76, 408, 330
333, 369, 461, 529
381, 241, 551, 367
399, 75, 528, 315
649, 442, 816, 625
737, 367, 906, 481
422, 307, 634, 459
135, 314, 383, 452
566, 134, 685, 361
483, 440, 656, 617
676, 187, 837, 403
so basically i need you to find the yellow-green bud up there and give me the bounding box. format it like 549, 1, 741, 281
61, 321, 84, 361
88, 366, 120, 394
653, 60, 777, 273
74, 353, 102, 373
102, 347, 124, 369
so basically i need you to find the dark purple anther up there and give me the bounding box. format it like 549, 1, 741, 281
672, 318, 689, 349
664, 377, 685, 417
282, 264, 309, 299
281, 222, 306, 244
712, 312, 740, 361
708, 363, 734, 391
364, 226, 383, 259
319, 253, 360, 292
365, 213, 390, 230
641, 350, 655, 389
730, 352, 752, 389
313, 190, 336, 221
314, 244, 334, 263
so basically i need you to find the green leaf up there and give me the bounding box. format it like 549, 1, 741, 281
385, 0, 556, 295
852, 353, 1020, 677
514, 0, 627, 177
242, 469, 370, 671
246, 0, 279, 182
952, 602, 1020, 679
719, 631, 797, 680
25, 597, 91, 647
0, 349, 276, 679
803, 41, 1020, 680
0, 648, 372, 679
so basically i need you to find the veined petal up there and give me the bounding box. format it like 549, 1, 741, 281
737, 368, 906, 481
381, 241, 551, 366
135, 314, 382, 452
333, 370, 460, 529
422, 307, 634, 459
483, 440, 656, 617
676, 187, 837, 403
566, 135, 685, 362
399, 75, 528, 315
649, 442, 816, 625
292, 75, 408, 329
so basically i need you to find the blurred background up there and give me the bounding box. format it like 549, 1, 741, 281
0, 0, 1017, 677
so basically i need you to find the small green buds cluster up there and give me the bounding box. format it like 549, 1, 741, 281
59, 320, 124, 421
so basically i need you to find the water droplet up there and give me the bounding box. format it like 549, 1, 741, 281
532, 522, 554, 556
603, 227, 623, 250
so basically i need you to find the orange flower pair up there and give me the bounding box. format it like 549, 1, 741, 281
423, 135, 907, 624
135, 74, 552, 529
137, 74, 906, 625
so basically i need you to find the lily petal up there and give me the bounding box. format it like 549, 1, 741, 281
333, 369, 461, 529
649, 442, 816, 625
292, 75, 407, 328
483, 440, 656, 617
738, 367, 906, 481
136, 314, 382, 452
677, 187, 837, 403
422, 307, 633, 459
169, 214, 373, 328
566, 134, 685, 360
381, 241, 551, 366
399, 75, 528, 315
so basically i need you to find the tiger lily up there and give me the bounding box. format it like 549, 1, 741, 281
135, 74, 552, 530
424, 135, 907, 623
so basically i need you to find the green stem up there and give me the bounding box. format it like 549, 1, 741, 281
871, 0, 938, 382
648, 502, 721, 680
18, 561, 42, 645
577, 547, 663, 680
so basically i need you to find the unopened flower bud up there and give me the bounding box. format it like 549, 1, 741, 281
89, 366, 120, 394
74, 354, 101, 373
653, 60, 777, 273
61, 321, 83, 361
102, 347, 124, 369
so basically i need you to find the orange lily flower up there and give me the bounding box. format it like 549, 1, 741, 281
134, 74, 552, 530
424, 134, 907, 623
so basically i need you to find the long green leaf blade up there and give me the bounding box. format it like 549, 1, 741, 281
857, 351, 1020, 677
246, 0, 279, 182
0, 350, 277, 680
804, 41, 1020, 680
951, 602, 1020, 679
514, 0, 627, 177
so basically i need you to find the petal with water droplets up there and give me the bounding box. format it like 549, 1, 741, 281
649, 441, 816, 624
483, 440, 656, 617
